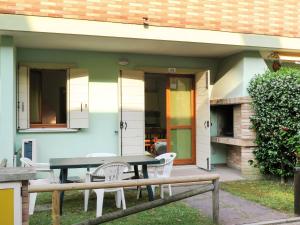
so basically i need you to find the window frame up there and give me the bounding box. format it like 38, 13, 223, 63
29, 68, 68, 129
17, 62, 89, 133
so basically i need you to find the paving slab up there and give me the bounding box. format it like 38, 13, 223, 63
172, 185, 291, 225
171, 165, 244, 182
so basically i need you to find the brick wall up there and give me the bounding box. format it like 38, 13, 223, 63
241, 147, 261, 179
233, 105, 241, 138
241, 103, 256, 140
1, 0, 300, 38
240, 103, 260, 178
227, 146, 241, 170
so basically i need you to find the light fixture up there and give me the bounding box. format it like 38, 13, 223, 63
118, 58, 129, 66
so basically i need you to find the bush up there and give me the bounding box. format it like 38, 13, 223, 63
248, 67, 300, 178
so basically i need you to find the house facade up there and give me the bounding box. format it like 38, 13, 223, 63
1, 0, 300, 177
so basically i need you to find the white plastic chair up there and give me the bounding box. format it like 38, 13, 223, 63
0, 158, 7, 167
137, 153, 176, 199
85, 162, 130, 217
20, 157, 57, 215
84, 153, 117, 211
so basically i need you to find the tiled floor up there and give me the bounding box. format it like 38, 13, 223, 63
171, 164, 244, 182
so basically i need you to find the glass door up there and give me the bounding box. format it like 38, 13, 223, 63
167, 76, 195, 164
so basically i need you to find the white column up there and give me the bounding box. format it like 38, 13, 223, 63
0, 36, 16, 166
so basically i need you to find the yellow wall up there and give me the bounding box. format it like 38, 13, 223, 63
0, 188, 14, 225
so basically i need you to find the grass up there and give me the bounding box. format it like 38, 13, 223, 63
221, 180, 294, 214
30, 189, 215, 225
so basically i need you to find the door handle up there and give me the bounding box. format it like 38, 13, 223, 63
204, 121, 210, 128
124, 122, 128, 130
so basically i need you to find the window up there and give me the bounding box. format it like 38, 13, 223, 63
17, 65, 89, 131
30, 69, 67, 128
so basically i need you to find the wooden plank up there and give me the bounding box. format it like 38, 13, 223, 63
28, 175, 220, 193
212, 179, 220, 224
0, 167, 36, 182
294, 168, 300, 215
52, 190, 60, 225
74, 184, 214, 225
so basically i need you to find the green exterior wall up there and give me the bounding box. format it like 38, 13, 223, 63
15, 48, 219, 168
212, 51, 268, 99
210, 51, 268, 165
0, 35, 268, 170
242, 52, 268, 96
210, 110, 227, 164
0, 36, 16, 166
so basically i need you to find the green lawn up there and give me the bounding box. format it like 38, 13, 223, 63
221, 180, 294, 214
30, 190, 215, 225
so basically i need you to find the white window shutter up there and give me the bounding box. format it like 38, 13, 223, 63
196, 70, 211, 170
17, 66, 29, 129
119, 70, 145, 156
68, 68, 89, 129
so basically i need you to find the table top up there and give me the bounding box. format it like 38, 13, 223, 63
0, 167, 36, 182
49, 155, 161, 169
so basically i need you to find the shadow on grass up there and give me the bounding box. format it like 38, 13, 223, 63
30, 189, 215, 225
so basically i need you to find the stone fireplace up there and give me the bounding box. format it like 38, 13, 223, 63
211, 97, 260, 178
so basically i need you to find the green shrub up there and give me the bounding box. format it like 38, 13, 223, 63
248, 67, 300, 178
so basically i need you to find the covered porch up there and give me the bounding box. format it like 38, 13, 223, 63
0, 14, 284, 177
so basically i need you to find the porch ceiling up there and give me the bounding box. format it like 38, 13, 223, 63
1, 30, 257, 57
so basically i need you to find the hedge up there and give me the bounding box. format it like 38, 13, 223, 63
248, 67, 300, 178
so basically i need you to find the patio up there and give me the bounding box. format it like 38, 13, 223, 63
171, 165, 243, 182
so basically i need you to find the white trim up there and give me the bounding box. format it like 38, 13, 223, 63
21, 139, 36, 163
0, 182, 22, 225
18, 128, 78, 133
1, 14, 300, 50
19, 62, 76, 69
17, 64, 87, 131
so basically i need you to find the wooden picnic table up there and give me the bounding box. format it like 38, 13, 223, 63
49, 155, 161, 214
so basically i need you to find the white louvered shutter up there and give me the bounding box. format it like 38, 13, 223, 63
68, 68, 89, 128
196, 70, 211, 170
120, 70, 145, 156
17, 66, 29, 129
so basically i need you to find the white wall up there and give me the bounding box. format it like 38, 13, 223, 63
211, 51, 268, 99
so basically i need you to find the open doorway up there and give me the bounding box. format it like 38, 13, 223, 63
120, 69, 210, 168
145, 74, 167, 155
144, 73, 195, 165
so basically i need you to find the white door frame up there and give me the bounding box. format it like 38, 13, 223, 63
117, 68, 211, 167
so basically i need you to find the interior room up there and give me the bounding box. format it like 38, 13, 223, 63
144, 73, 167, 155
29, 69, 67, 128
